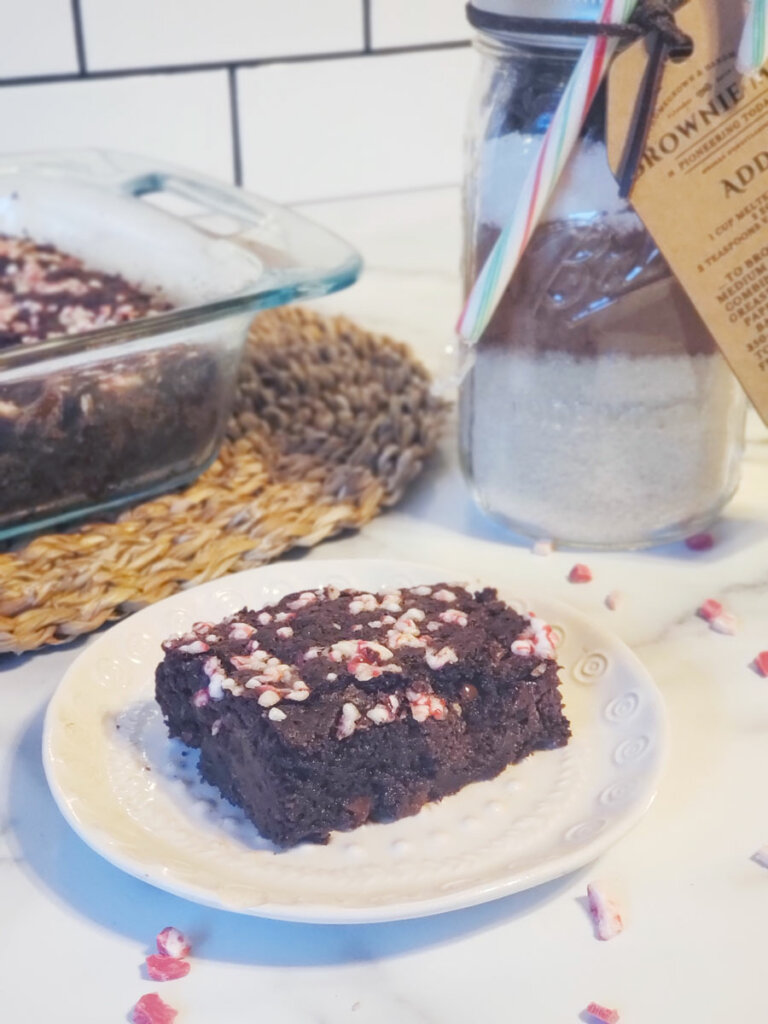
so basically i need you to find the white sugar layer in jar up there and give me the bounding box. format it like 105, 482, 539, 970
462, 349, 746, 546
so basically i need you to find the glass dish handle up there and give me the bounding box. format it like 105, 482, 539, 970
120, 170, 361, 279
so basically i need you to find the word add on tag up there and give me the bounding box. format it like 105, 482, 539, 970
608, 0, 768, 424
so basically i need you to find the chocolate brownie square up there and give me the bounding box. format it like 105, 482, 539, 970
155, 583, 571, 847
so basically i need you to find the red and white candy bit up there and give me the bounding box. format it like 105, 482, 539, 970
697, 598, 723, 622
145, 955, 191, 982
709, 612, 739, 636
686, 532, 715, 552
585, 1002, 620, 1024
754, 652, 768, 677
568, 563, 593, 584
156, 926, 191, 959
587, 881, 624, 941
131, 993, 178, 1024
604, 591, 623, 612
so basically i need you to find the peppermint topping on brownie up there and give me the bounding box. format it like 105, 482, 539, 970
178, 639, 209, 655
0, 234, 172, 350
425, 646, 459, 670
407, 687, 448, 722
161, 584, 560, 733
337, 702, 362, 739
228, 622, 256, 640
439, 608, 468, 627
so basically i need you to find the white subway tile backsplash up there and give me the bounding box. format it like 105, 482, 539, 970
80, 0, 364, 71
0, 0, 78, 79
371, 0, 469, 48
238, 48, 476, 203
0, 73, 233, 182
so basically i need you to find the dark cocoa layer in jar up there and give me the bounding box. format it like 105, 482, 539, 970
469, 216, 718, 359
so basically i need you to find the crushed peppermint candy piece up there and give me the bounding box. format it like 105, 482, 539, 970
156, 927, 191, 959
145, 955, 190, 982
697, 598, 723, 622
709, 612, 739, 636
511, 638, 535, 657
532, 539, 554, 557
190, 689, 209, 708
276, 626, 294, 639
268, 707, 287, 722
753, 652, 768, 677
568, 563, 593, 584
131, 993, 178, 1024
439, 608, 468, 627
349, 593, 378, 614
407, 687, 448, 723
425, 646, 458, 670
752, 845, 768, 868
433, 589, 457, 603
228, 622, 255, 640
367, 696, 400, 725
337, 702, 361, 739
604, 591, 623, 611
585, 1003, 620, 1024
177, 639, 209, 655
686, 532, 715, 551
257, 611, 272, 625
587, 881, 624, 941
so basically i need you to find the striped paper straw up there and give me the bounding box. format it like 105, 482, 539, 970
738, 0, 768, 73
458, 0, 639, 344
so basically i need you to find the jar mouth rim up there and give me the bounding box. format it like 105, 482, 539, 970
465, 4, 641, 40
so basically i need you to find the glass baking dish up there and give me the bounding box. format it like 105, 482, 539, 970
0, 149, 362, 540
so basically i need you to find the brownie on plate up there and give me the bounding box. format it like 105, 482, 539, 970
155, 584, 571, 847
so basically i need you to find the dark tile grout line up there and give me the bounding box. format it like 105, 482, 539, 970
362, 0, 372, 52
227, 68, 243, 188
70, 0, 88, 75
0, 39, 471, 89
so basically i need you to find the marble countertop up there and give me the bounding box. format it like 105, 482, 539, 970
3, 187, 768, 1023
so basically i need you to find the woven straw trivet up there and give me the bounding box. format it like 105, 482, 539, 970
0, 307, 449, 654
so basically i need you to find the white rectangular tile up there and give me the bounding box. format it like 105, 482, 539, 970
371, 0, 469, 47
0, 0, 78, 79
239, 48, 476, 203
80, 0, 363, 71
0, 73, 233, 183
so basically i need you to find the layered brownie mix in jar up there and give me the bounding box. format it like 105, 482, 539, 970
459, 1, 747, 548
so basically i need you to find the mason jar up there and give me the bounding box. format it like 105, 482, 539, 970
459, 1, 747, 548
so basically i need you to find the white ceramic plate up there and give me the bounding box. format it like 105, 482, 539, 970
43, 559, 667, 924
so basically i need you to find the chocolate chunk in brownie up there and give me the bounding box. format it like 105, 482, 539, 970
155, 583, 571, 848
